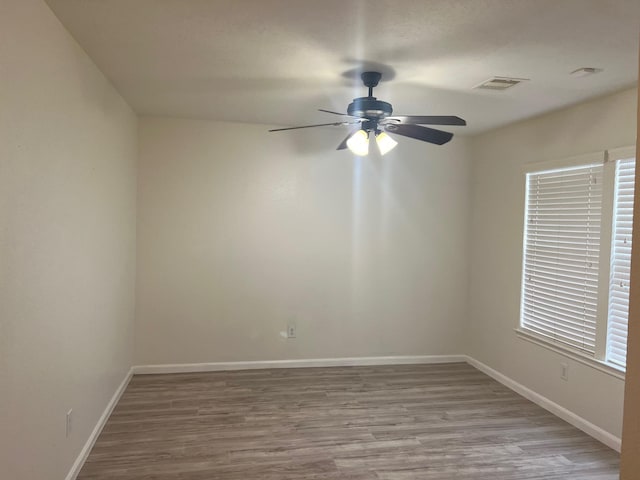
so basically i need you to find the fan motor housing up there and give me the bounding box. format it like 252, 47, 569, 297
347, 97, 393, 120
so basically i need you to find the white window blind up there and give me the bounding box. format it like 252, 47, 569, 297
521, 164, 603, 355
607, 158, 636, 368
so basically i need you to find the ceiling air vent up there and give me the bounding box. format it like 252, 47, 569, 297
474, 76, 529, 91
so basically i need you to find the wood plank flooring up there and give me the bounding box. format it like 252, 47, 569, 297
78, 363, 619, 479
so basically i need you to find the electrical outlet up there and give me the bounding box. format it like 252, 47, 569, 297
560, 363, 569, 381
287, 324, 296, 338
66, 409, 73, 437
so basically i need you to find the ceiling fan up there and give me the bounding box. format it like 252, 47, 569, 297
269, 71, 466, 156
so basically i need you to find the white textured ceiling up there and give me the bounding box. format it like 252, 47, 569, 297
46, 0, 639, 134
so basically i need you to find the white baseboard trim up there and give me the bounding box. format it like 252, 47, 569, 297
132, 355, 467, 374
65, 367, 133, 480
465, 356, 621, 452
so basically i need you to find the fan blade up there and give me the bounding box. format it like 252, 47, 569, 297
384, 115, 466, 126
336, 130, 359, 150
318, 109, 353, 117
269, 121, 356, 132
383, 124, 453, 145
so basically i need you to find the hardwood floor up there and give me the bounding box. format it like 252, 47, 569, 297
78, 363, 619, 479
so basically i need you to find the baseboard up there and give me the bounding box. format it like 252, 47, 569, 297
132, 354, 467, 374
65, 367, 133, 480
465, 356, 622, 452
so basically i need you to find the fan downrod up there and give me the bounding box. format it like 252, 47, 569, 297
361, 71, 382, 97
348, 71, 392, 120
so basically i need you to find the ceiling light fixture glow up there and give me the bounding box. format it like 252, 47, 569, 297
347, 130, 369, 156
375, 132, 398, 155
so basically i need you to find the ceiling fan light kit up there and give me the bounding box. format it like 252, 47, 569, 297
269, 71, 466, 156
344, 130, 399, 157
375, 131, 398, 155
346, 129, 369, 156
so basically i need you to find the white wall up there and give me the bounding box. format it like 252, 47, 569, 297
135, 117, 471, 364
0, 1, 137, 479
468, 87, 638, 438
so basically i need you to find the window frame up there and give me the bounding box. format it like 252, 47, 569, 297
516, 147, 635, 379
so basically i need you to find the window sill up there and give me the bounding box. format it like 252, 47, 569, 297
514, 328, 625, 380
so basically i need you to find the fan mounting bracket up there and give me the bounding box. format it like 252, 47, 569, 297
361, 71, 382, 88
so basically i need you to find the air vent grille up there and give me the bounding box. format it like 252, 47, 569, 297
474, 76, 529, 90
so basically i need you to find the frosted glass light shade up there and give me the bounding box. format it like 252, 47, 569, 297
346, 130, 369, 156
375, 132, 398, 155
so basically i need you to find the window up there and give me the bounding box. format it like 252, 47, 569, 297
521, 163, 602, 355
519, 148, 636, 372
607, 158, 635, 368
